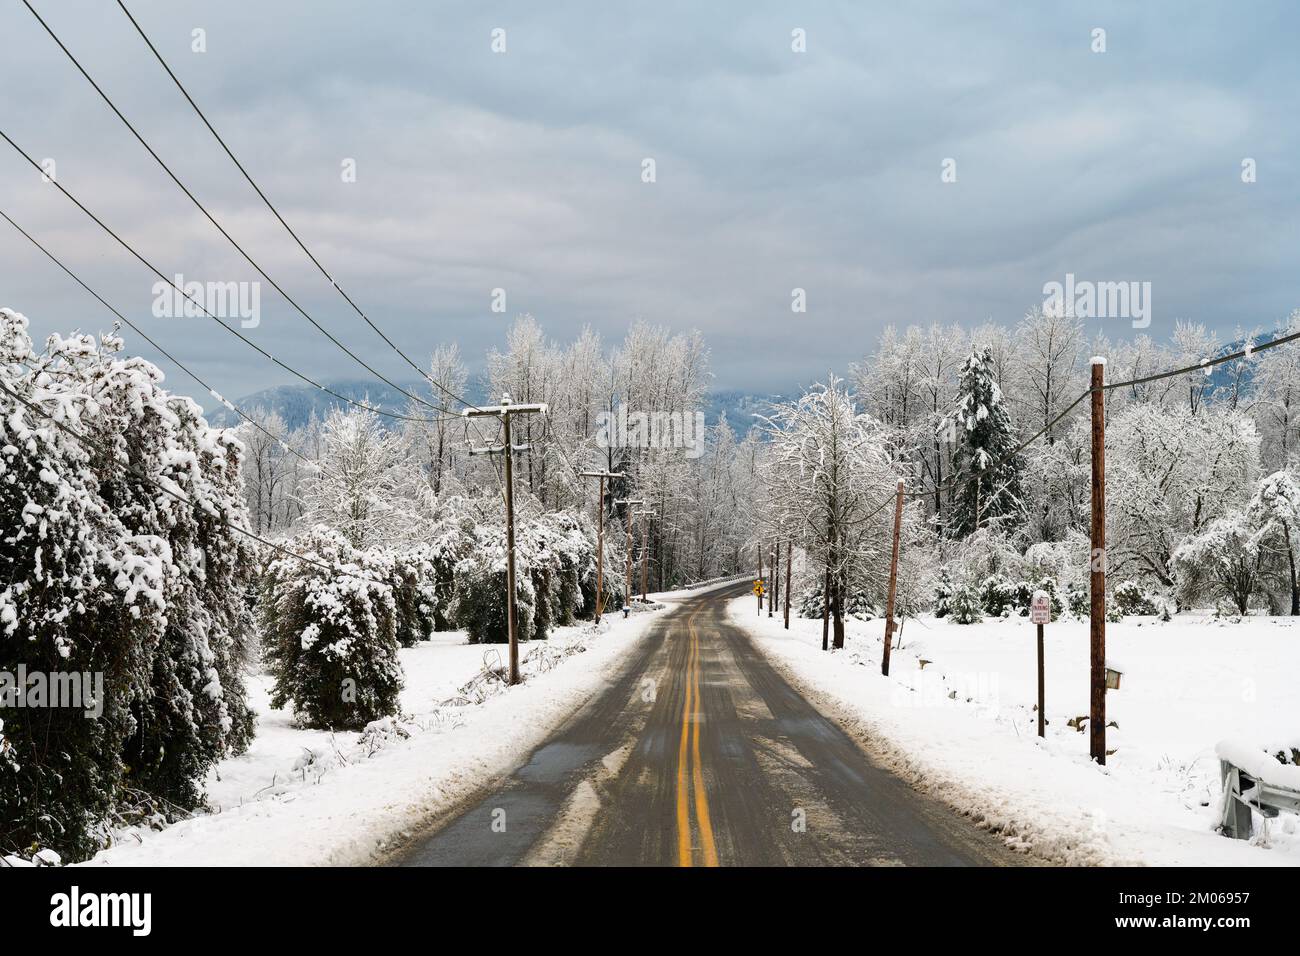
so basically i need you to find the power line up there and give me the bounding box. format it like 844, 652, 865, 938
19, 0, 455, 418
112, 0, 484, 414
0, 127, 449, 426
0, 378, 388, 586
0, 206, 331, 472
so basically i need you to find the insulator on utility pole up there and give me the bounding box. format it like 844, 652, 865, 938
463, 392, 547, 686
580, 470, 622, 624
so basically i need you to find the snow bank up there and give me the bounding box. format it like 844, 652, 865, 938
731, 599, 1300, 866
81, 606, 669, 867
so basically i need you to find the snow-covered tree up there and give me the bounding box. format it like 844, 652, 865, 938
0, 308, 254, 859
1246, 470, 1300, 614
946, 347, 1023, 537
262, 527, 403, 730
300, 407, 418, 551
762, 376, 897, 648
1173, 512, 1272, 615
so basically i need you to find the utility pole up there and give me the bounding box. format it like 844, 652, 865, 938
615, 497, 643, 606
464, 392, 547, 686
783, 539, 792, 630
579, 470, 622, 623
1089, 358, 1107, 764
881, 479, 905, 677
634, 509, 657, 602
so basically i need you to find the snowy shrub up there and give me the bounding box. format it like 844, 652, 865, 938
0, 310, 255, 860
1113, 580, 1158, 616
946, 583, 984, 624
797, 579, 876, 620
1172, 512, 1272, 615
262, 527, 403, 730
383, 545, 439, 647
451, 524, 537, 644
933, 570, 954, 618
1065, 581, 1090, 618
978, 575, 1015, 618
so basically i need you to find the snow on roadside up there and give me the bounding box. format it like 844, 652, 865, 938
729, 598, 1300, 867
82, 603, 672, 867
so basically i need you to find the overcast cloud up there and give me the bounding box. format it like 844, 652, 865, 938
1, 0, 1297, 404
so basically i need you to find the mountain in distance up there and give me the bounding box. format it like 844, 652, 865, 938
209, 381, 789, 433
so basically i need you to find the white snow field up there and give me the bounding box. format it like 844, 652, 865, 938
81, 593, 699, 867
731, 598, 1300, 867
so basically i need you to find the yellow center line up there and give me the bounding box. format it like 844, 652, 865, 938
689, 612, 719, 867
676, 605, 719, 867
675, 617, 694, 867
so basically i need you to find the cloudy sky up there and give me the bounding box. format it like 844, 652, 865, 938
1, 0, 1297, 405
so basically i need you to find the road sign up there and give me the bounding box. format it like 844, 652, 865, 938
1030, 591, 1051, 624
753, 580, 766, 596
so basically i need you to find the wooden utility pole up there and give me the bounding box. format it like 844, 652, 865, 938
783, 539, 792, 630
881, 478, 905, 677
1089, 358, 1107, 764
464, 392, 547, 686
635, 509, 656, 602
615, 497, 643, 607
580, 470, 622, 623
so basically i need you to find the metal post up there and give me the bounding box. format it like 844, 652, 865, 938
1089, 358, 1107, 764
1037, 621, 1046, 738
881, 478, 904, 677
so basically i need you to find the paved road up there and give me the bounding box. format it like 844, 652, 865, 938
399, 582, 1018, 867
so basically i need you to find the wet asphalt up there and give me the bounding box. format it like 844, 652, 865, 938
397, 582, 1020, 867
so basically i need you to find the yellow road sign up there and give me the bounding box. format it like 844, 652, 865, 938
753, 580, 766, 595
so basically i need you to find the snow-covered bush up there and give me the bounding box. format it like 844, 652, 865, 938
262, 527, 403, 729
381, 545, 439, 647
946, 583, 984, 624
1065, 581, 1090, 618
797, 580, 877, 620
451, 524, 538, 644
1113, 580, 1158, 616
933, 569, 955, 618
0, 309, 254, 860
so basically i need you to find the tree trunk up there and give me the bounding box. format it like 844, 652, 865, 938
821, 565, 830, 651
832, 570, 846, 649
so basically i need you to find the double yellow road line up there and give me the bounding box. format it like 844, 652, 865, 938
675, 607, 719, 867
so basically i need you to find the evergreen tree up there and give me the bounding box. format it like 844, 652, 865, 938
947, 347, 1023, 537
